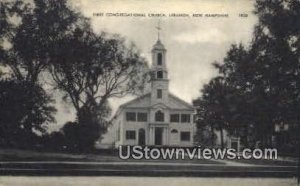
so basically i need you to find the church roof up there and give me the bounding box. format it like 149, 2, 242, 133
152, 39, 166, 51
119, 93, 151, 109
119, 93, 194, 111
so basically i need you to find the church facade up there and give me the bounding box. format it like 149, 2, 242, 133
113, 38, 195, 147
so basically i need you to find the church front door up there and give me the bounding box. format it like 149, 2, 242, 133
154, 127, 163, 145
138, 128, 145, 146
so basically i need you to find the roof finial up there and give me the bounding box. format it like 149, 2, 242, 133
156, 19, 161, 41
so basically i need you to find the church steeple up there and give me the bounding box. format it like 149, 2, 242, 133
156, 19, 161, 41
150, 23, 169, 105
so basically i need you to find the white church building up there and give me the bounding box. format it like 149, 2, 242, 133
113, 37, 196, 147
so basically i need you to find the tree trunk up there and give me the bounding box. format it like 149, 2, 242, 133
244, 125, 249, 148
220, 127, 224, 149
211, 125, 215, 147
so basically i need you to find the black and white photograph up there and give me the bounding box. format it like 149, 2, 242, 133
0, 0, 299, 185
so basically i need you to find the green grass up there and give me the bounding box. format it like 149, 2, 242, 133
0, 148, 221, 164
0, 148, 297, 167
229, 158, 298, 166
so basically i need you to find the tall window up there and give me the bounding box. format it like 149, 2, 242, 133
137, 113, 147, 122
155, 110, 164, 122
126, 112, 136, 121
181, 114, 191, 123
157, 89, 162, 99
126, 130, 136, 140
180, 132, 190, 141
157, 71, 163, 79
170, 114, 180, 122
157, 53, 162, 65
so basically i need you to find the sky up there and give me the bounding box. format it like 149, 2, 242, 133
51, 0, 258, 132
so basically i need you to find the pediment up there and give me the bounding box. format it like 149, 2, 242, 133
119, 93, 151, 108
167, 94, 194, 110
150, 103, 170, 109
119, 92, 194, 111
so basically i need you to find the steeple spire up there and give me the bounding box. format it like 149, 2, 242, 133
156, 20, 161, 41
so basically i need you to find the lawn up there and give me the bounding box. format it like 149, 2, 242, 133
0, 148, 298, 177
0, 148, 221, 164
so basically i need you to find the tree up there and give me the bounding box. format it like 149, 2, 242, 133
0, 79, 56, 147
0, 0, 80, 148
194, 0, 300, 150
2, 0, 80, 83
193, 100, 217, 147
41, 131, 66, 151
0, 1, 9, 63
212, 44, 258, 148
50, 27, 148, 112
194, 77, 238, 149
49, 24, 148, 150
252, 0, 300, 148
253, 2, 300, 180
1, 0, 149, 150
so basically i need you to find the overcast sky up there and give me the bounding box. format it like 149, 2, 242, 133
51, 0, 258, 131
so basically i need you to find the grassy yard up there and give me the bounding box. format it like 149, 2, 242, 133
0, 148, 222, 164
0, 148, 298, 177
229, 158, 298, 166
0, 148, 298, 167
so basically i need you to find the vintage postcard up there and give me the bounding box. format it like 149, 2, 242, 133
0, 0, 299, 185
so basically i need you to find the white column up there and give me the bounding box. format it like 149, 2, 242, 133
168, 127, 170, 144
165, 127, 169, 145
162, 128, 165, 145
149, 127, 154, 145
237, 137, 240, 153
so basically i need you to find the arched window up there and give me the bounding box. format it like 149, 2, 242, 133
155, 110, 164, 122
157, 53, 162, 65
157, 71, 163, 79
171, 129, 178, 133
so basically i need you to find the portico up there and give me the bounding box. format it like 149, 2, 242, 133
149, 123, 169, 146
